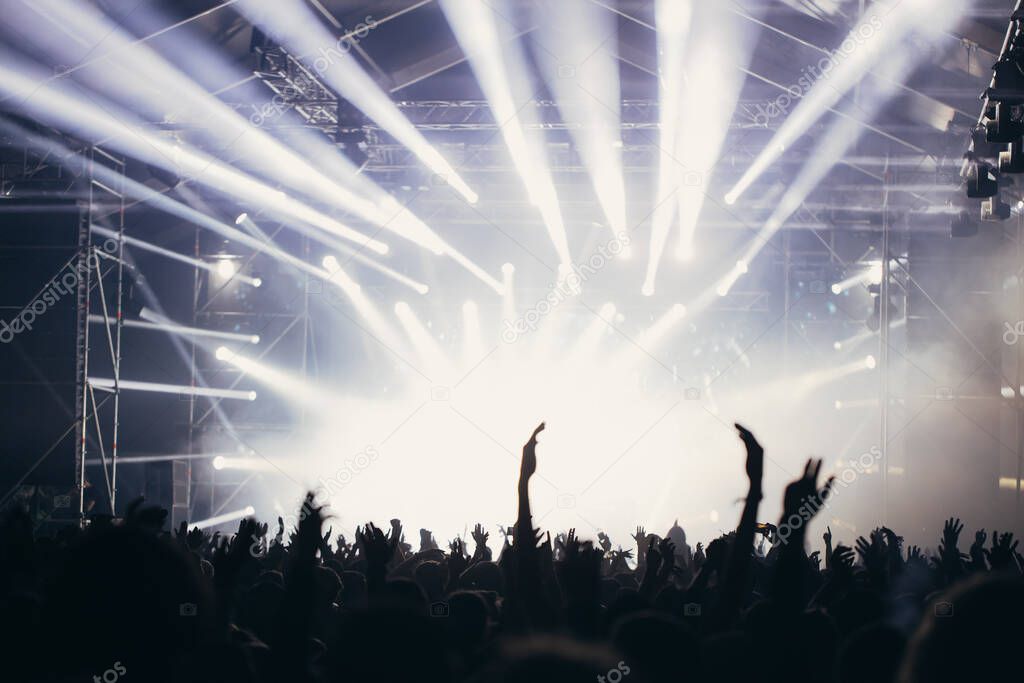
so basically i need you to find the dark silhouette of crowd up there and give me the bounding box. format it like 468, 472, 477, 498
2, 423, 1022, 683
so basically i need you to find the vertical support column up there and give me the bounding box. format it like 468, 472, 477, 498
73, 184, 92, 525
879, 151, 892, 523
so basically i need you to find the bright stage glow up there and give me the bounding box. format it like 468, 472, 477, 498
216, 259, 237, 279
831, 261, 883, 295
462, 301, 484, 363
212, 455, 225, 471
214, 345, 340, 410
864, 355, 877, 370
394, 301, 456, 380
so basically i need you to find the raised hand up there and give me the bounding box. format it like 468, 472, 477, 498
357, 522, 398, 571
735, 423, 764, 491
472, 523, 489, 547
632, 526, 646, 545
823, 526, 832, 547
597, 531, 612, 553
520, 422, 545, 484
448, 537, 469, 582
656, 537, 676, 580
782, 459, 834, 520
986, 531, 1020, 571
809, 550, 821, 571
936, 517, 966, 581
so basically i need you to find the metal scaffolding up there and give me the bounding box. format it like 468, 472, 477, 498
74, 146, 128, 520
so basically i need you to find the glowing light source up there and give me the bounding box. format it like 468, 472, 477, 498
237, 0, 477, 204
91, 313, 259, 344
864, 355, 877, 370
216, 259, 237, 279
440, 0, 572, 270
191, 507, 257, 530
88, 377, 256, 401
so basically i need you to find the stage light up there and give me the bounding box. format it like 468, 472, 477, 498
91, 225, 263, 287
716, 285, 729, 297
235, 212, 248, 225
216, 259, 237, 279
394, 301, 455, 379
213, 455, 225, 470
724, 191, 738, 205
91, 313, 259, 345
725, 0, 962, 203
191, 507, 256, 530
88, 377, 256, 401
1001, 386, 1016, 399
502, 263, 515, 276
867, 262, 883, 285
833, 341, 842, 350
834, 400, 843, 410
440, 0, 572, 270
213, 345, 340, 409
864, 355, 877, 370
534, 0, 626, 236
831, 284, 842, 295
238, 0, 476, 205
736, 260, 748, 274
252, 277, 263, 288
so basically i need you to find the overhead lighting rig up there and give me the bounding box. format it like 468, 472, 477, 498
963, 0, 1024, 226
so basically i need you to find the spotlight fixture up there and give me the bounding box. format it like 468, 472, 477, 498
999, 138, 1024, 173
966, 161, 999, 199
216, 259, 237, 278
981, 195, 1012, 221
984, 102, 1024, 143
864, 355, 877, 370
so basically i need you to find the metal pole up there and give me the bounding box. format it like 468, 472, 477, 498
879, 150, 892, 523
109, 152, 126, 513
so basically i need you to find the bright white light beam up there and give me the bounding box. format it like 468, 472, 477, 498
237, 0, 477, 204
191, 506, 257, 530
725, 0, 945, 203
88, 377, 256, 401
89, 313, 259, 344
643, 0, 693, 296
535, 0, 626, 237
440, 0, 573, 271
91, 224, 262, 287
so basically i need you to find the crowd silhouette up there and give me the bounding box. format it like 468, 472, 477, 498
1, 422, 1021, 682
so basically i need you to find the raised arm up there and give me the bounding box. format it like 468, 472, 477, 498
718, 423, 764, 623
